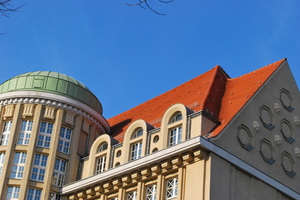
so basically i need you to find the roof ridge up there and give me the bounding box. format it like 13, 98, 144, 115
208, 58, 286, 138
108, 66, 219, 121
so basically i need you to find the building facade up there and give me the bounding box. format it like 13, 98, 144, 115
0, 59, 299, 200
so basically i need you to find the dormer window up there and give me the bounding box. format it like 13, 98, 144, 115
169, 112, 182, 124
97, 142, 108, 153
131, 128, 143, 139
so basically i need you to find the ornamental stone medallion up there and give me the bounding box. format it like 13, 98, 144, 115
281, 152, 296, 177
259, 105, 275, 130
259, 139, 275, 164
280, 89, 294, 112
237, 125, 253, 151
280, 119, 295, 144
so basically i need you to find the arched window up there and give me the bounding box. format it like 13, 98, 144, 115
131, 128, 143, 139
129, 128, 143, 161
169, 112, 182, 124
168, 112, 182, 146
97, 142, 108, 153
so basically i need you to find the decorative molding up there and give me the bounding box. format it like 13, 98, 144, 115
259, 138, 275, 164
237, 124, 253, 151
3, 104, 14, 119
0, 94, 108, 133
280, 89, 294, 112
259, 105, 275, 130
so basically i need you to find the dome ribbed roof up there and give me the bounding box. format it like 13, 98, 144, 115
0, 71, 102, 114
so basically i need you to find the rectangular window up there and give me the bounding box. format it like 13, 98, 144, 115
6, 186, 20, 200
146, 185, 157, 200
127, 191, 137, 200
169, 127, 182, 147
0, 152, 5, 177
17, 120, 33, 145
130, 142, 142, 161
166, 178, 178, 199
58, 127, 72, 154
95, 155, 106, 174
26, 188, 42, 200
10, 152, 26, 179
37, 122, 53, 148
50, 193, 61, 200
53, 158, 67, 187
31, 154, 48, 182
1, 121, 12, 146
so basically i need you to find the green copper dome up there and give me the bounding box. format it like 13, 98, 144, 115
0, 71, 102, 114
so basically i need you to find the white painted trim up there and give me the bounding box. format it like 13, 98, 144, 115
200, 138, 300, 199
0, 91, 110, 132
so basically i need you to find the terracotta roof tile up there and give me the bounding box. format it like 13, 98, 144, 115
209, 58, 286, 137
108, 59, 286, 142
108, 65, 228, 142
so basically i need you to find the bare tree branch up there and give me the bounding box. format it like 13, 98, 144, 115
126, 0, 174, 15
0, 0, 25, 17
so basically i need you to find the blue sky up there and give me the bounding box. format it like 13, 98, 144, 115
0, 0, 299, 119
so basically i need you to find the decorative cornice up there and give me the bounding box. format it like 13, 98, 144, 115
0, 91, 110, 133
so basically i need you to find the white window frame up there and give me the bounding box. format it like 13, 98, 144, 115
166, 178, 178, 199
17, 120, 33, 145
97, 142, 108, 153
169, 126, 182, 147
37, 122, 53, 148
146, 184, 157, 200
6, 186, 20, 200
26, 188, 42, 200
127, 191, 137, 200
53, 158, 67, 187
95, 155, 106, 174
0, 152, 5, 177
130, 142, 142, 161
58, 127, 72, 154
169, 113, 182, 124
131, 128, 143, 139
10, 152, 26, 179
31, 154, 48, 182
1, 121, 12, 146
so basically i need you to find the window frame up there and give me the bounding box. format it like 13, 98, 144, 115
1, 121, 12, 146
146, 184, 157, 200
0, 152, 5, 177
129, 141, 142, 161
95, 155, 106, 174
58, 127, 72, 154
168, 126, 182, 147
131, 128, 143, 139
166, 177, 178, 199
53, 158, 67, 187
127, 190, 137, 200
26, 188, 42, 200
31, 154, 48, 182
17, 120, 33, 145
10, 152, 26, 179
97, 142, 108, 153
37, 122, 53, 148
6, 186, 20, 200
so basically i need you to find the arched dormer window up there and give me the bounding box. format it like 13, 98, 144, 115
95, 142, 108, 174
131, 128, 143, 139
129, 128, 143, 161
97, 142, 108, 153
168, 112, 183, 147
169, 112, 182, 124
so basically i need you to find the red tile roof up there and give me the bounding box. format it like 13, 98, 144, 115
209, 58, 286, 137
108, 59, 286, 142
